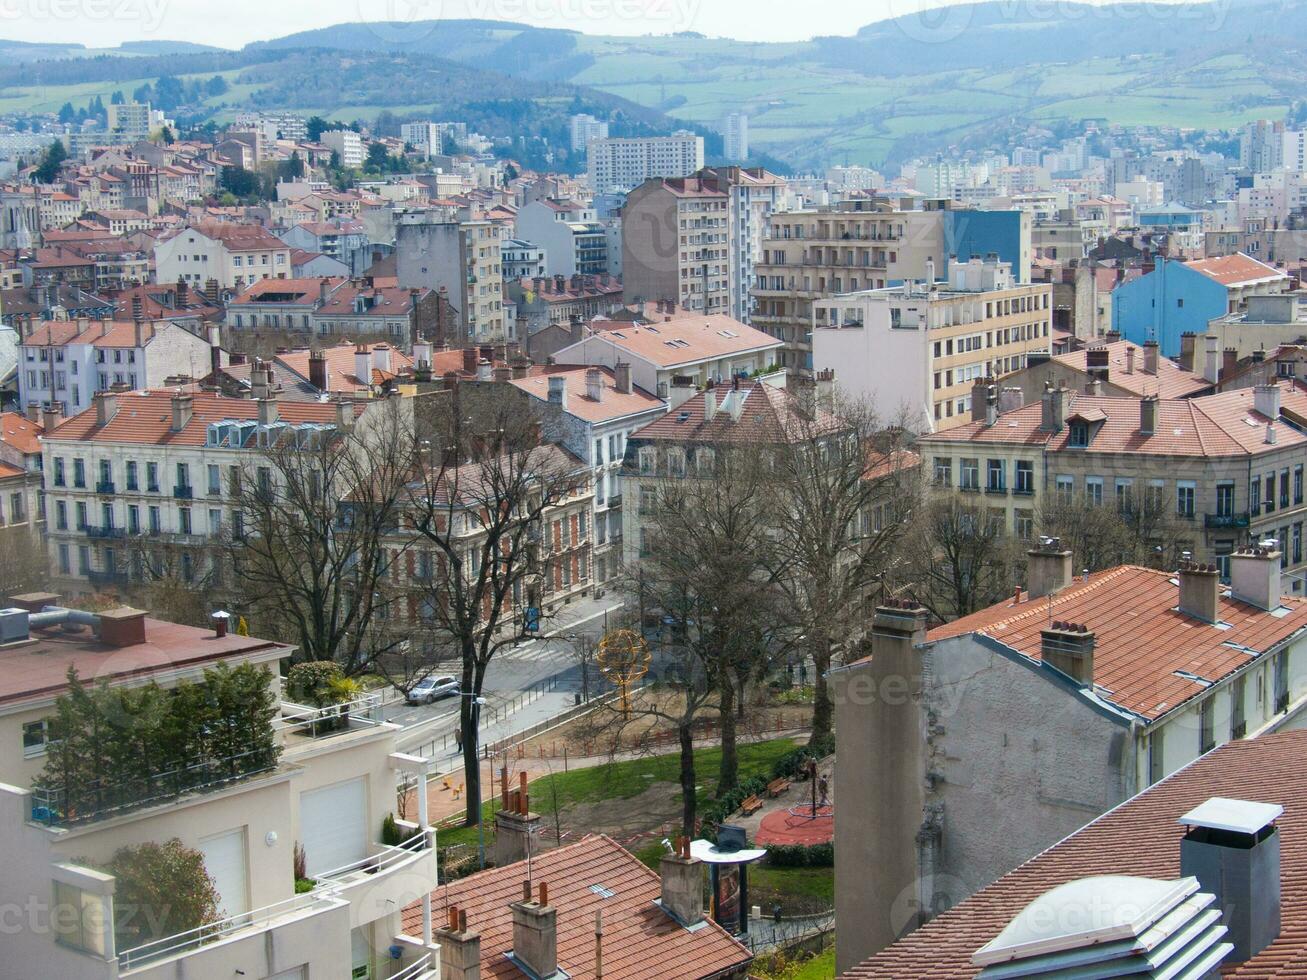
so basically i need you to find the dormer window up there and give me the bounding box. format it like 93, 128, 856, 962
1069, 421, 1089, 447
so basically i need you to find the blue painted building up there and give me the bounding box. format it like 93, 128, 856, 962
1110, 258, 1227, 358
944, 209, 1031, 284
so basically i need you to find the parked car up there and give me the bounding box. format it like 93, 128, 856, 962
406, 674, 459, 705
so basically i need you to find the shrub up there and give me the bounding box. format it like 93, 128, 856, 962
765, 842, 834, 867
381, 812, 421, 847
107, 839, 220, 949
286, 661, 343, 706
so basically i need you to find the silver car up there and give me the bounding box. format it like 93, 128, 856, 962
406, 674, 459, 705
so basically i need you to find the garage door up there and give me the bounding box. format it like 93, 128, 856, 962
300, 778, 368, 878
199, 828, 250, 920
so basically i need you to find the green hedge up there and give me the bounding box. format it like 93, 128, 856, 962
765, 842, 834, 867
770, 736, 834, 781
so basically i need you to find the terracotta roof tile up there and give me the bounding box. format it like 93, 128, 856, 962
1186, 252, 1288, 288
841, 730, 1307, 979
511, 366, 664, 424
1053, 340, 1211, 399
0, 412, 43, 456
400, 835, 751, 980
632, 381, 837, 445
568, 315, 781, 370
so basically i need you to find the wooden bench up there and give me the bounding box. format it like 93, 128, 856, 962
766, 778, 790, 798
740, 794, 763, 816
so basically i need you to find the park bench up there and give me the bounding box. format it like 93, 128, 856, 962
766, 777, 790, 798
740, 794, 763, 816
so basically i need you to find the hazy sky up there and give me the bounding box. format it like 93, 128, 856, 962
1, 0, 1012, 49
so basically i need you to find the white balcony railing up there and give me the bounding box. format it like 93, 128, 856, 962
390, 953, 437, 980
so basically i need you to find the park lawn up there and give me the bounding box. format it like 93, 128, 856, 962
749, 864, 834, 907
437, 737, 797, 851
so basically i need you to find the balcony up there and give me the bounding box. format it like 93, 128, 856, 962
95, 480, 115, 495
173, 485, 193, 500
312, 829, 437, 929
85, 525, 125, 539
1205, 513, 1250, 529
85, 568, 129, 587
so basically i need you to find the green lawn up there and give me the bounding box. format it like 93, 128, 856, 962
776, 947, 837, 980
436, 738, 797, 851
749, 865, 834, 907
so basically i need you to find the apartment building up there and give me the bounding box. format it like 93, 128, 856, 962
280, 220, 368, 264
400, 121, 442, 157
514, 198, 608, 277
999, 337, 1212, 406
622, 177, 730, 315
395, 213, 505, 342
812, 256, 1052, 432
510, 364, 666, 584
40, 391, 368, 596
553, 309, 783, 407
226, 277, 346, 332
0, 409, 44, 548
569, 113, 609, 152
0, 602, 438, 980
155, 223, 292, 291
106, 101, 151, 140
921, 381, 1307, 584
320, 129, 365, 169
587, 132, 705, 194
18, 318, 221, 417
723, 111, 749, 162
507, 273, 624, 337
833, 550, 1307, 970
501, 238, 546, 280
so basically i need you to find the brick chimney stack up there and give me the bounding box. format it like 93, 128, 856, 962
1040, 621, 1095, 686
1026, 536, 1072, 598
1178, 559, 1221, 623
435, 906, 481, 980
510, 880, 557, 980
659, 836, 705, 927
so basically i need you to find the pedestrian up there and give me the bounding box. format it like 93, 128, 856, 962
818, 773, 830, 808
454, 726, 463, 753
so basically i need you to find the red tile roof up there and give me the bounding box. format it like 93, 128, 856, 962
0, 412, 43, 456
633, 380, 837, 445
401, 835, 751, 980
314, 283, 423, 318
840, 730, 1307, 980
511, 366, 664, 424
926, 565, 1307, 721
21, 319, 159, 349
275, 342, 414, 394
570, 315, 781, 370
1053, 340, 1211, 399
0, 615, 289, 708
44, 390, 362, 446
1186, 252, 1287, 288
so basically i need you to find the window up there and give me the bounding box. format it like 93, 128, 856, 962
933, 457, 952, 487
1116, 478, 1135, 512
77, 546, 90, 575
1216, 482, 1235, 518
1282, 469, 1291, 509
1199, 698, 1215, 753
1275, 650, 1290, 713
1015, 509, 1034, 540
53, 457, 65, 487
1014, 460, 1034, 494
125, 460, 138, 491
207, 464, 221, 495
176, 463, 191, 491
1252, 476, 1262, 515
1085, 477, 1104, 507
127, 505, 139, 534
1069, 422, 1089, 448
1265, 474, 1276, 514
55, 500, 67, 531
667, 450, 686, 478
179, 507, 192, 535
75, 501, 87, 530
1296, 465, 1304, 505
148, 505, 161, 533
959, 458, 979, 491
1295, 523, 1303, 565
1232, 675, 1247, 739
146, 462, 159, 492
1148, 727, 1165, 785
1056, 475, 1074, 502
986, 459, 1005, 492
72, 458, 85, 488
23, 719, 49, 758
57, 543, 70, 574
1177, 481, 1196, 518
593, 439, 604, 466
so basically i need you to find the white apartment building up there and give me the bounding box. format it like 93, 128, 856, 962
155, 223, 292, 291
812, 256, 1052, 432
569, 113, 609, 153
395, 213, 505, 342
0, 602, 438, 980
1285, 129, 1307, 172
723, 112, 749, 162
400, 121, 441, 157
106, 102, 151, 140
40, 391, 367, 595
18, 318, 221, 418
321, 129, 365, 169
587, 132, 705, 194
514, 199, 608, 277
501, 238, 547, 280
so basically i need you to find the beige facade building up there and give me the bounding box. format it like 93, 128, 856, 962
622, 176, 731, 316
812, 256, 1052, 431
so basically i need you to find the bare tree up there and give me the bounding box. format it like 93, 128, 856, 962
403, 385, 589, 827
904, 493, 1021, 621
0, 526, 48, 595
1038, 486, 1188, 575
225, 398, 416, 675
767, 394, 920, 746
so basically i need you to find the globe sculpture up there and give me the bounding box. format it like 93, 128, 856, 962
596, 628, 651, 718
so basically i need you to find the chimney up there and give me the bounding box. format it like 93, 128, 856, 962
1039, 622, 1095, 686
208, 323, 221, 376
659, 837, 704, 927
211, 611, 229, 638
372, 343, 392, 374
1084, 377, 1102, 396
815, 368, 835, 412
335, 398, 354, 430
1125, 345, 1136, 374
1039, 383, 1068, 433
1178, 560, 1221, 623
585, 368, 603, 402
1254, 383, 1281, 421
258, 398, 279, 426
1224, 347, 1238, 379
1204, 334, 1221, 384
970, 377, 992, 422
871, 598, 929, 670
1086, 346, 1110, 382
998, 387, 1023, 414
1026, 537, 1073, 598
1179, 332, 1197, 372
477, 358, 492, 382
24, 402, 39, 423
308, 349, 328, 391
1140, 394, 1158, 435
94, 391, 118, 427
510, 881, 557, 980
435, 907, 481, 980
355, 344, 372, 384
170, 393, 193, 432
413, 337, 433, 370
704, 389, 717, 421
98, 606, 147, 648
1230, 546, 1283, 611
1142, 340, 1159, 375
614, 361, 632, 394
1180, 797, 1283, 963
462, 347, 478, 375
547, 374, 567, 410
511, 356, 531, 381
134, 317, 146, 350
493, 770, 540, 866
984, 384, 998, 427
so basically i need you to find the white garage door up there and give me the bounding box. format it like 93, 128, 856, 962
200, 828, 250, 920
300, 778, 368, 878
